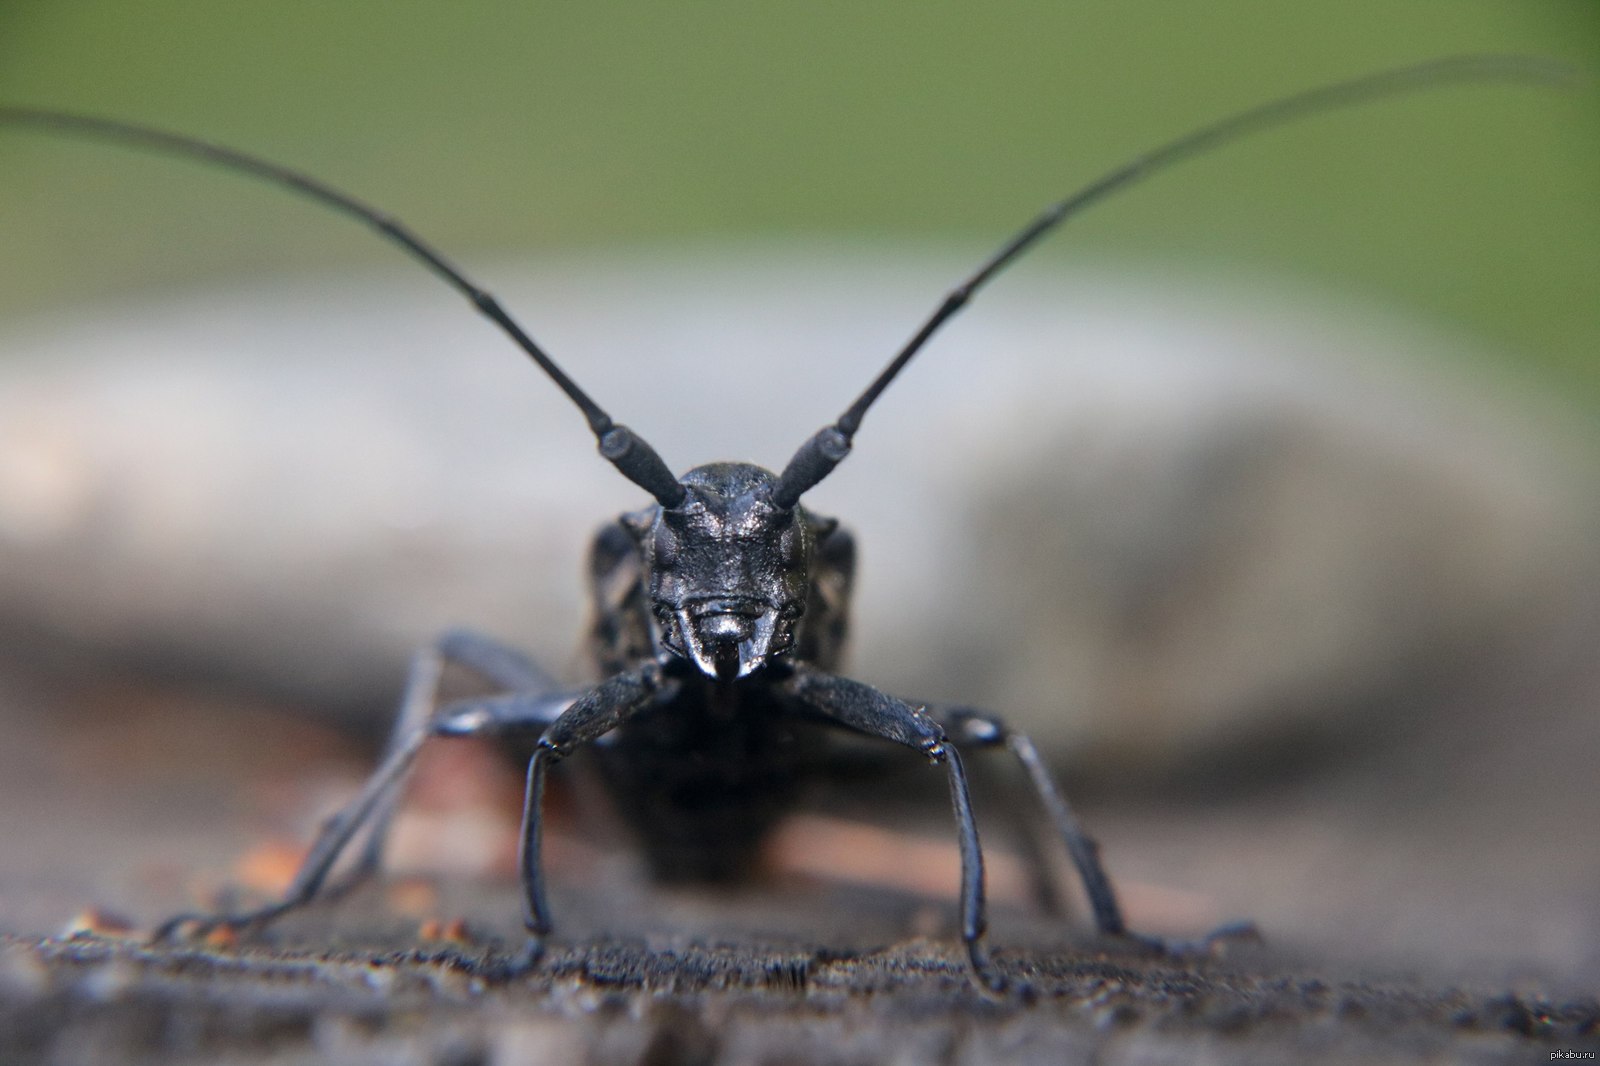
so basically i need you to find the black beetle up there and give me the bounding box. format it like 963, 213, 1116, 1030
0, 54, 1565, 988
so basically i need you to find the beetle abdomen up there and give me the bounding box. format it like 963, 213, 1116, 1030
591, 677, 819, 882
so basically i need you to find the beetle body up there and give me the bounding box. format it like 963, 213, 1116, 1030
585, 462, 855, 881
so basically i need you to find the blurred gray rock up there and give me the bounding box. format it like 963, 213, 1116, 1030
0, 248, 1594, 770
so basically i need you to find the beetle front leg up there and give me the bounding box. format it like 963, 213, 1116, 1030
507, 662, 677, 972
780, 665, 1001, 991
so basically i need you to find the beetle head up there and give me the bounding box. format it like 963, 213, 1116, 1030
629, 463, 810, 680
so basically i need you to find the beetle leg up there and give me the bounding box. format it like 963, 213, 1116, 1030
509, 663, 677, 970
154, 629, 572, 943
780, 665, 1003, 992
434, 625, 562, 691
350, 627, 563, 878
926, 705, 1125, 936
929, 704, 1260, 955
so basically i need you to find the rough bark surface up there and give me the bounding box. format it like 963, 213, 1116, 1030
6, 921, 1598, 1066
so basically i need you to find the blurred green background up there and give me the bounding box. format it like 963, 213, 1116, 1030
0, 1, 1596, 400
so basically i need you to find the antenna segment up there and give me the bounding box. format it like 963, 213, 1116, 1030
0, 106, 686, 506
770, 54, 1572, 507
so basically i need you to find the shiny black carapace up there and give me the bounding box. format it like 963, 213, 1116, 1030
0, 54, 1563, 988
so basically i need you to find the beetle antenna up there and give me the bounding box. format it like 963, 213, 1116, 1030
0, 107, 687, 507
771, 53, 1573, 508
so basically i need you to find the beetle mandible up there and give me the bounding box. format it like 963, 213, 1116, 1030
0, 54, 1565, 989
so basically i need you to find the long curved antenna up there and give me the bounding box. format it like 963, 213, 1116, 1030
0, 107, 687, 507
771, 53, 1573, 508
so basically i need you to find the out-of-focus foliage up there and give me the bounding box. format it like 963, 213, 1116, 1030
0, 2, 1596, 400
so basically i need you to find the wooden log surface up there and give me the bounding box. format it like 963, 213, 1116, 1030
7, 926, 1598, 1066
1, 655, 1597, 1065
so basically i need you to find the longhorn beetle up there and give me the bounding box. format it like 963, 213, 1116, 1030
0, 55, 1566, 989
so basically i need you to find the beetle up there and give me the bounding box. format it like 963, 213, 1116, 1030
0, 54, 1564, 989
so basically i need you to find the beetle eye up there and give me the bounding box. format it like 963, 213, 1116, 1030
779, 601, 803, 620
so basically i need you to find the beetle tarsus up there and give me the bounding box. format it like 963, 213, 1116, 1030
964, 938, 1007, 994
152, 900, 289, 945
489, 936, 546, 981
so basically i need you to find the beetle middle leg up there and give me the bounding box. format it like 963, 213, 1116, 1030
923, 705, 1127, 937
347, 627, 564, 880
155, 628, 576, 942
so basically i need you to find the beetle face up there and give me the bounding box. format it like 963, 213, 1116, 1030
642, 463, 810, 679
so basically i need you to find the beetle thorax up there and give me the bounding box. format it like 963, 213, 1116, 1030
644, 463, 809, 680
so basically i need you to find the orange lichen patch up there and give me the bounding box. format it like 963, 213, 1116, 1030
418, 917, 475, 944
230, 838, 308, 896
385, 877, 440, 918
202, 924, 240, 948
61, 907, 139, 939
